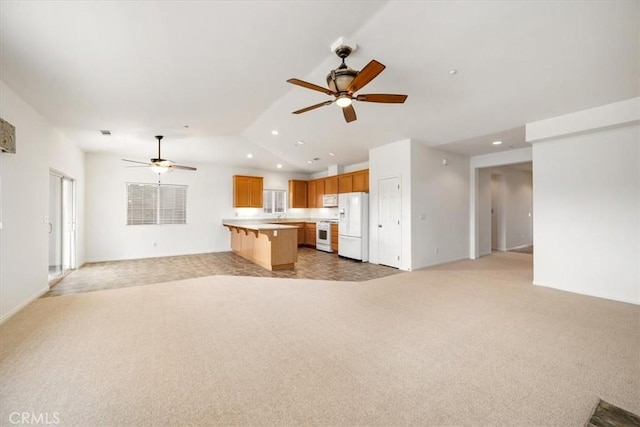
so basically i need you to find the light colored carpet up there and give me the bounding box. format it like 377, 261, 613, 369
1, 252, 638, 426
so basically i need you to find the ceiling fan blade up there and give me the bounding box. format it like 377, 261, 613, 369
170, 165, 197, 171
287, 78, 336, 96
347, 60, 386, 93
292, 100, 334, 115
342, 104, 357, 123
356, 94, 408, 103
122, 159, 151, 165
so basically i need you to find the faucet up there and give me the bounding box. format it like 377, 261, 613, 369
277, 214, 285, 222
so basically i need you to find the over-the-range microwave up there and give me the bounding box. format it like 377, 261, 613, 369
322, 194, 338, 208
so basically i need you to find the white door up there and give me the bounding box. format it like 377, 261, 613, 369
378, 177, 401, 268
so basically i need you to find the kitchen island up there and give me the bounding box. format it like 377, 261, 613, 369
223, 222, 298, 271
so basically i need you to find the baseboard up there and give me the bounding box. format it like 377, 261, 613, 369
533, 281, 639, 306
412, 256, 469, 271
0, 285, 50, 325
507, 244, 533, 251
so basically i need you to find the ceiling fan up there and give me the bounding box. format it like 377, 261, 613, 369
122, 135, 197, 174
287, 45, 407, 123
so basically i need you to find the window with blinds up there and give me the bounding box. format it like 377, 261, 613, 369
127, 183, 187, 225
263, 189, 286, 214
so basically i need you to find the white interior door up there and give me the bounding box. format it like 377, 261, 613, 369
378, 177, 401, 268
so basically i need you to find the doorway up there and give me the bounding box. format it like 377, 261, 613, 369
491, 173, 504, 251
377, 177, 401, 268
49, 171, 76, 283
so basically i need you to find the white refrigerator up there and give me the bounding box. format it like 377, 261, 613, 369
338, 192, 369, 262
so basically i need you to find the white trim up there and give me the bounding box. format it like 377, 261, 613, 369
411, 256, 469, 271
506, 244, 532, 251
533, 281, 639, 306
0, 285, 49, 324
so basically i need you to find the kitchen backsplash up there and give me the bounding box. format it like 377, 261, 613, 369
232, 207, 338, 220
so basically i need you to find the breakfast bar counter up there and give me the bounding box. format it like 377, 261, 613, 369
222, 222, 298, 271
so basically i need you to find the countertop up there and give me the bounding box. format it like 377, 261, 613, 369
222, 218, 338, 225
222, 222, 299, 231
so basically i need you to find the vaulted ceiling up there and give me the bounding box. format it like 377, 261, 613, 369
1, 1, 638, 173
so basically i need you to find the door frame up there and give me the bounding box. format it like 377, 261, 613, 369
469, 148, 533, 259
49, 169, 77, 285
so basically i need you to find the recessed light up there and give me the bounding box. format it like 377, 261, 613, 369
328, 152, 335, 157
449, 69, 457, 75
100, 130, 111, 135
492, 141, 503, 145
297, 140, 305, 145
307, 160, 313, 164
247, 153, 253, 158
183, 125, 189, 128
271, 130, 279, 135
276, 164, 283, 169
313, 157, 320, 161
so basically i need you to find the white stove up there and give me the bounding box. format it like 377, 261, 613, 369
316, 221, 332, 252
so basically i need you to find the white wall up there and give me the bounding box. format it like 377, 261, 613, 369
369, 139, 412, 270
410, 142, 470, 269
477, 166, 533, 254
0, 81, 85, 321
369, 139, 469, 271
532, 123, 639, 304
310, 161, 369, 179
527, 98, 640, 304
85, 153, 310, 262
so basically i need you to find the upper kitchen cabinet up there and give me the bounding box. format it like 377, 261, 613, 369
324, 176, 338, 194
316, 178, 325, 207
289, 180, 308, 208
352, 169, 369, 192
338, 174, 353, 193
233, 175, 263, 207
338, 170, 369, 193
307, 180, 317, 208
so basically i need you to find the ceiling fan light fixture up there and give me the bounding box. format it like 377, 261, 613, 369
150, 165, 169, 174
326, 67, 357, 93
336, 96, 352, 108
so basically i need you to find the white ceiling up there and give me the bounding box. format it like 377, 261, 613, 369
1, 1, 638, 173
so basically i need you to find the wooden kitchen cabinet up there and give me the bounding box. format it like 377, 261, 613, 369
289, 180, 308, 208
331, 224, 339, 252
233, 175, 263, 207
324, 176, 338, 194
338, 174, 353, 193
352, 169, 369, 192
286, 223, 305, 246
338, 169, 368, 193
307, 180, 317, 208
305, 222, 316, 247
316, 178, 325, 207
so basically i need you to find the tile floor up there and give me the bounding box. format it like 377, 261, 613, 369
44, 247, 402, 297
